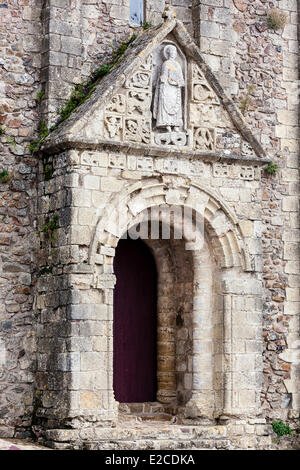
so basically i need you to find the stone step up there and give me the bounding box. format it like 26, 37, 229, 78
45, 424, 229, 442
44, 423, 275, 450
139, 413, 175, 422
83, 438, 229, 450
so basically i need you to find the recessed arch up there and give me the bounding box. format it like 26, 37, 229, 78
88, 178, 251, 272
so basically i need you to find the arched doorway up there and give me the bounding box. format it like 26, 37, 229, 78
113, 237, 158, 403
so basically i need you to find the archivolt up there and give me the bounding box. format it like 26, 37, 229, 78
88, 178, 251, 271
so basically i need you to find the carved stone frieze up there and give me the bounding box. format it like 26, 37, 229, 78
109, 154, 126, 169
190, 103, 223, 127
213, 162, 230, 178
136, 157, 153, 171
239, 166, 255, 180
154, 131, 187, 147
102, 54, 153, 146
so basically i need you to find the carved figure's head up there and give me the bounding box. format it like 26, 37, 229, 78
164, 44, 177, 60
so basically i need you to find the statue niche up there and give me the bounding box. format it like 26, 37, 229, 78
152, 43, 187, 147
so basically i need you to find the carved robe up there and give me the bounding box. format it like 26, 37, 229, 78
153, 59, 184, 128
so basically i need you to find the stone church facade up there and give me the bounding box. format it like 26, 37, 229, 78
0, 0, 299, 450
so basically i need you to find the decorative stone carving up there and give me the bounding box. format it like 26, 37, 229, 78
213, 162, 230, 178
153, 44, 184, 132
104, 114, 122, 140
154, 131, 186, 146
190, 103, 221, 126
190, 160, 205, 176
136, 157, 153, 171
194, 127, 215, 151
126, 71, 151, 90
106, 94, 126, 114
239, 166, 254, 180
191, 63, 219, 105
152, 43, 188, 147
127, 90, 151, 117
98, 48, 257, 161
124, 118, 151, 144
109, 154, 126, 169
101, 54, 153, 145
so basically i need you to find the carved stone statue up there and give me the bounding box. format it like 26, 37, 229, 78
153, 45, 184, 132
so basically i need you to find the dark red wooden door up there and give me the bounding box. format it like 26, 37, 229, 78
113, 237, 157, 403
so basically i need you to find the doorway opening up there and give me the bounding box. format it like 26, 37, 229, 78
113, 237, 158, 403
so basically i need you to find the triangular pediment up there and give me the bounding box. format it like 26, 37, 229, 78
44, 15, 265, 160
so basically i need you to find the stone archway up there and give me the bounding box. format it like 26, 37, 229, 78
81, 178, 262, 423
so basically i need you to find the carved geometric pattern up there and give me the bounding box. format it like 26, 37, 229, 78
190, 160, 205, 176
193, 127, 215, 151
154, 131, 187, 147
108, 154, 126, 169
136, 157, 153, 171
101, 54, 153, 145
213, 162, 230, 178
239, 166, 254, 180
189, 103, 220, 126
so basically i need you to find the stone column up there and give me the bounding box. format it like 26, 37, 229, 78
184, 248, 215, 422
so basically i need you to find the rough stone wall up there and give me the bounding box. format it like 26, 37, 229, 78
35, 150, 75, 430
0, 0, 42, 438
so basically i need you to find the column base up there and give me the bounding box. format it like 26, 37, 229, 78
183, 395, 215, 423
